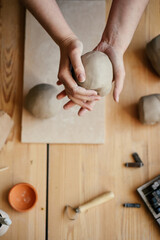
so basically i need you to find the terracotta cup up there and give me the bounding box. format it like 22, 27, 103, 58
8, 183, 38, 212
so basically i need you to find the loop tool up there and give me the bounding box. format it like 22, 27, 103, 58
65, 191, 114, 221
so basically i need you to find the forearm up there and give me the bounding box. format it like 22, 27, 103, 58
102, 0, 149, 54
22, 0, 77, 45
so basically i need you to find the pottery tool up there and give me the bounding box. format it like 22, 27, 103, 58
137, 175, 160, 227
65, 192, 114, 220
0, 217, 12, 226
123, 203, 141, 208
0, 167, 9, 172
0, 210, 12, 237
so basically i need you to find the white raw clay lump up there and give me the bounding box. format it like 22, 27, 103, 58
138, 94, 160, 125
76, 51, 113, 96
25, 84, 61, 119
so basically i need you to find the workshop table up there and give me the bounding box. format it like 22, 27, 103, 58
0, 0, 160, 240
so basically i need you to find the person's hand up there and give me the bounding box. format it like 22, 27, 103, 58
57, 37, 101, 116
94, 40, 125, 102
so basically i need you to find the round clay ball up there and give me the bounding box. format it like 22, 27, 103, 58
75, 51, 113, 96
25, 84, 61, 119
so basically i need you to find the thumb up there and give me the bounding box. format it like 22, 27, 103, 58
113, 68, 125, 102
69, 49, 86, 83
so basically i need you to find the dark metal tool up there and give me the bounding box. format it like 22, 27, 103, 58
132, 152, 144, 166
125, 162, 143, 168
123, 203, 141, 208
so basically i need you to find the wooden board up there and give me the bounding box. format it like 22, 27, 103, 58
48, 0, 160, 239
21, 1, 107, 144
0, 1, 46, 239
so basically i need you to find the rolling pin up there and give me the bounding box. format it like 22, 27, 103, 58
65, 192, 114, 220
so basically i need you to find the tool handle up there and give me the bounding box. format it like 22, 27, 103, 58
0, 167, 8, 172
79, 192, 114, 213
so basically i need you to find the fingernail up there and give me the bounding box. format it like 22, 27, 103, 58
80, 109, 88, 116
78, 73, 85, 82
96, 96, 101, 100
116, 96, 119, 102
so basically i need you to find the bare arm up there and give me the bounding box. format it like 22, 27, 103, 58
22, 0, 100, 116
95, 0, 149, 102
23, 0, 76, 45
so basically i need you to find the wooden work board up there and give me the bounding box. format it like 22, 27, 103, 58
21, 1, 107, 144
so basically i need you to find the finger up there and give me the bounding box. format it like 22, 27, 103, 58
113, 69, 125, 102
56, 80, 63, 85
57, 90, 66, 100
77, 86, 98, 96
69, 49, 86, 83
78, 108, 88, 116
63, 100, 76, 110
64, 85, 98, 101
58, 69, 78, 93
63, 97, 98, 111
78, 101, 96, 116
66, 96, 94, 111
70, 93, 101, 102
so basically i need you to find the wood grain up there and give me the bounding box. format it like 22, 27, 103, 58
48, 1, 160, 239
0, 1, 47, 239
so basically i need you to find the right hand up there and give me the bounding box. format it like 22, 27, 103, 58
56, 37, 101, 116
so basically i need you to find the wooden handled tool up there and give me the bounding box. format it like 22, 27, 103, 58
65, 192, 114, 220
0, 217, 12, 226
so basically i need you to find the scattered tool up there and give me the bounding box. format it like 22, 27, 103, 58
0, 111, 14, 151
0, 210, 12, 237
65, 192, 114, 220
123, 203, 141, 208
125, 162, 143, 168
132, 152, 144, 166
125, 152, 144, 168
137, 175, 160, 227
0, 167, 9, 172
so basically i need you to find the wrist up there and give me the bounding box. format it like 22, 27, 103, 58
57, 33, 78, 49
98, 37, 124, 59
101, 29, 126, 56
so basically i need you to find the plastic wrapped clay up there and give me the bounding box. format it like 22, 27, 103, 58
146, 35, 160, 76
74, 51, 113, 96
25, 84, 61, 119
138, 94, 160, 125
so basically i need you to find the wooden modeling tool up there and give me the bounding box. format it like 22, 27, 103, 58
0, 167, 9, 172
65, 192, 114, 220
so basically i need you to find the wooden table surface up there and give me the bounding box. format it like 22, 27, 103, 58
0, 0, 160, 240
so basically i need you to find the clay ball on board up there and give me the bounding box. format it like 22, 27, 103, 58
25, 84, 61, 119
75, 51, 113, 96
146, 34, 160, 76
138, 94, 160, 125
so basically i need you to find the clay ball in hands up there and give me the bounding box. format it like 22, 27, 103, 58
74, 51, 113, 96
25, 84, 61, 119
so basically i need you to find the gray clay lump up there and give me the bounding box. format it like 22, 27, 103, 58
75, 51, 113, 96
25, 83, 61, 119
139, 94, 160, 125
146, 34, 160, 76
